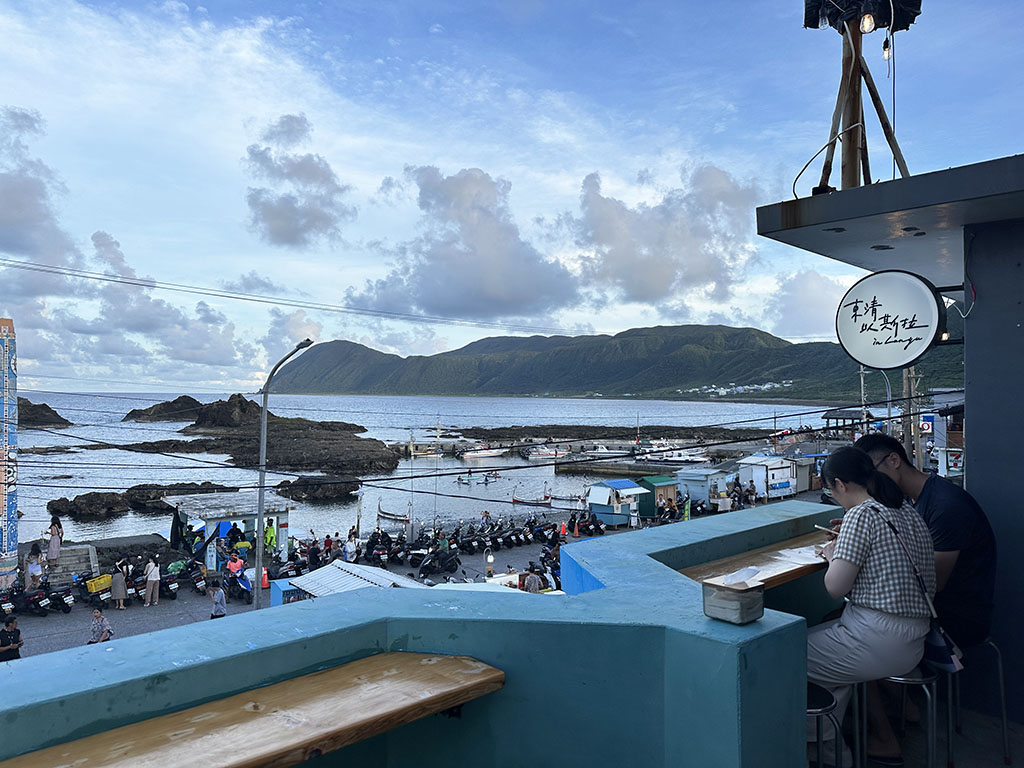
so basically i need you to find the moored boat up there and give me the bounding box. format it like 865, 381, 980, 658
459, 444, 507, 459
521, 445, 570, 460
376, 499, 410, 524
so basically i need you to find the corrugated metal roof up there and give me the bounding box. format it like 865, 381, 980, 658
288, 561, 427, 597
602, 479, 641, 490
639, 475, 676, 485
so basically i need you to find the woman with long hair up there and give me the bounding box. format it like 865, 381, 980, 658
808, 446, 936, 763
45, 515, 63, 567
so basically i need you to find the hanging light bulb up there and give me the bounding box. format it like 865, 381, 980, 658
860, 13, 876, 33
882, 37, 891, 60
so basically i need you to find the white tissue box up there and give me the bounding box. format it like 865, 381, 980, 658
701, 575, 765, 625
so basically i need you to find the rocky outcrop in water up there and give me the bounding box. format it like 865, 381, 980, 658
275, 476, 359, 502
48, 492, 132, 520
18, 398, 73, 428
122, 395, 204, 422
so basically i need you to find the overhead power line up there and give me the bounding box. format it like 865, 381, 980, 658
0, 256, 573, 334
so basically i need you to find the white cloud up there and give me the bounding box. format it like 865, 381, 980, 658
768, 269, 852, 340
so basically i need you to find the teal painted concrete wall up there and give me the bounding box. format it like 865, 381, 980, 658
0, 500, 835, 766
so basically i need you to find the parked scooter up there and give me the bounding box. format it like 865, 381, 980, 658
159, 573, 179, 600
7, 571, 52, 616
70, 570, 111, 608
183, 559, 208, 595
418, 547, 461, 578
225, 568, 253, 604
40, 575, 74, 613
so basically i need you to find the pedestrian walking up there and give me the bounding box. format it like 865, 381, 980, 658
209, 579, 227, 620
0, 616, 23, 661
143, 555, 160, 606
87, 608, 113, 644
45, 516, 64, 567
110, 554, 130, 610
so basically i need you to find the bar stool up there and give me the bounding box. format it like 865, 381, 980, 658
808, 682, 842, 768
886, 666, 938, 768
949, 637, 1011, 765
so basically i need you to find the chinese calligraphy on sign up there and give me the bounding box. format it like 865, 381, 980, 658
836, 271, 944, 369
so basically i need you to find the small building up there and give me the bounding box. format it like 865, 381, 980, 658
737, 455, 798, 500
585, 479, 649, 526
637, 475, 679, 519
674, 466, 737, 506
822, 407, 875, 433
271, 560, 427, 606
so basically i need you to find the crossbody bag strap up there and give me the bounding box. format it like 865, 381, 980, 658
876, 514, 939, 620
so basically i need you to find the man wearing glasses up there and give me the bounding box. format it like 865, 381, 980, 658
854, 433, 996, 647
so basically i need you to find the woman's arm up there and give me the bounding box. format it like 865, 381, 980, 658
820, 540, 861, 599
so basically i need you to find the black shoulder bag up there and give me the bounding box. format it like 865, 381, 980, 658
877, 514, 964, 674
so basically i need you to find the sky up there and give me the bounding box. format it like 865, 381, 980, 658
0, 1, 1021, 392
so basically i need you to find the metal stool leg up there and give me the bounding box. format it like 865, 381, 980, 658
826, 713, 843, 768
946, 672, 955, 768
923, 679, 937, 768
816, 713, 825, 768
852, 683, 864, 768
985, 640, 1012, 765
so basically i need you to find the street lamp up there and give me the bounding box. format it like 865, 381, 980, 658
255, 338, 314, 610
484, 547, 494, 578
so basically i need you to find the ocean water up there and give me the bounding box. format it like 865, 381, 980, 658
14, 392, 830, 543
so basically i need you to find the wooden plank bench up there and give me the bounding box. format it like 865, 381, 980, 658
0, 652, 505, 768
679, 531, 830, 590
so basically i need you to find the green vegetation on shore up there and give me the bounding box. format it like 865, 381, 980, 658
270, 322, 963, 402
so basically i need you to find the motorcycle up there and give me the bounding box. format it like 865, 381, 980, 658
40, 575, 74, 614
418, 547, 461, 578
70, 570, 111, 608
225, 568, 253, 604
159, 573, 179, 600
7, 572, 52, 616
184, 559, 208, 595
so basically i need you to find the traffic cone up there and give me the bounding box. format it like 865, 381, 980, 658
573, 520, 580, 538
560, 520, 567, 536
261, 567, 269, 588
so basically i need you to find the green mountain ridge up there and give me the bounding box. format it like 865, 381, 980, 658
269, 323, 964, 401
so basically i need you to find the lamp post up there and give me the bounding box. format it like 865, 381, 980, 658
254, 338, 314, 610
877, 369, 893, 434
484, 547, 494, 579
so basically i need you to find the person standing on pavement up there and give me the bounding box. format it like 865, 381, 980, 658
46, 515, 64, 568
110, 555, 130, 610
87, 608, 112, 644
143, 555, 161, 606
524, 568, 541, 594
0, 616, 23, 661
210, 579, 227, 620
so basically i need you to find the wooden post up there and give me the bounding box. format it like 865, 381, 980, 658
817, 51, 853, 192
859, 54, 911, 178
841, 24, 863, 190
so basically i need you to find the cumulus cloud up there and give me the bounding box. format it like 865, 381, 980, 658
571, 165, 759, 305
221, 270, 284, 294
347, 166, 578, 319
0, 106, 87, 299
259, 113, 312, 148
244, 115, 356, 248
260, 308, 322, 363
768, 269, 850, 339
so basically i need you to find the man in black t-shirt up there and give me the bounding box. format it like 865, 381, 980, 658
0, 616, 23, 661
856, 434, 997, 646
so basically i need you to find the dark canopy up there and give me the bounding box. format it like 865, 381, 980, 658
804, 0, 922, 33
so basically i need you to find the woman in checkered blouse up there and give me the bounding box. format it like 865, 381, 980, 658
806, 446, 936, 760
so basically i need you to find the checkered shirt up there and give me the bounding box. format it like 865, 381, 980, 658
832, 498, 935, 617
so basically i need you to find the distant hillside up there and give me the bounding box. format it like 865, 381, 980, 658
270, 322, 964, 402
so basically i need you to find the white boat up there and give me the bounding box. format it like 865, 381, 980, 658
522, 445, 570, 460
582, 444, 631, 458
459, 444, 507, 459
643, 448, 710, 464
376, 499, 410, 524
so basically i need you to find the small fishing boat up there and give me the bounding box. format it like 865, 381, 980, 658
376, 499, 410, 524
581, 444, 631, 458
459, 444, 507, 459
521, 445, 570, 460
643, 448, 710, 464
512, 483, 552, 506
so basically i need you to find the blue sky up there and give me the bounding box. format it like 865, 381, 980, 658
0, 1, 1020, 391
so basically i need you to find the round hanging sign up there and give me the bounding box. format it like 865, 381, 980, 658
835, 270, 946, 369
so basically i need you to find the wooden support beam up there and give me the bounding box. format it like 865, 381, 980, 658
816, 49, 854, 192
841, 25, 863, 189
859, 54, 911, 179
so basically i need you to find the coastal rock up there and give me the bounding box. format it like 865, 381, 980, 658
122, 395, 204, 422
17, 398, 73, 428
48, 492, 132, 520
275, 476, 359, 502
125, 481, 239, 499
191, 393, 266, 428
